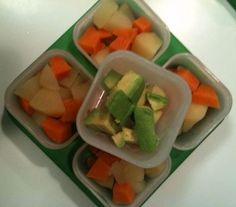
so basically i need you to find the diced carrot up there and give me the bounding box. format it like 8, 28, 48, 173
60, 99, 82, 122
96, 150, 120, 166
97, 29, 113, 40
133, 16, 152, 33
19, 97, 34, 115
86, 157, 111, 181
41, 117, 72, 143
192, 84, 220, 108
78, 26, 104, 55
112, 28, 138, 43
49, 56, 71, 80
175, 66, 200, 92
109, 36, 131, 51
112, 182, 135, 205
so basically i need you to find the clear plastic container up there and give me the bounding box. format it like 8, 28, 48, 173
163, 53, 233, 150
73, 0, 170, 68
4, 49, 93, 150
72, 144, 172, 207
76, 51, 191, 168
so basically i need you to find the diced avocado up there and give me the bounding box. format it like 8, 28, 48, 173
115, 70, 145, 103
154, 110, 163, 123
106, 90, 134, 126
134, 106, 160, 152
122, 127, 137, 144
146, 92, 168, 111
137, 85, 148, 106
102, 69, 122, 90
84, 108, 119, 135
112, 131, 125, 148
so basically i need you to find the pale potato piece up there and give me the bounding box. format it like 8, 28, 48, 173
95, 176, 114, 189
182, 103, 208, 133
93, 0, 119, 29
91, 47, 110, 66
14, 73, 41, 101
104, 9, 133, 32
59, 68, 79, 88
30, 88, 65, 117
59, 86, 73, 100
145, 159, 167, 178
130, 180, 146, 194
39, 64, 60, 90
71, 78, 91, 100
32, 111, 46, 126
132, 32, 162, 60
111, 161, 126, 184
119, 3, 135, 21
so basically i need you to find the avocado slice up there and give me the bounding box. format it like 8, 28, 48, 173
122, 127, 137, 144
134, 106, 160, 152
106, 90, 134, 126
146, 92, 168, 111
84, 108, 119, 135
112, 131, 125, 148
102, 69, 122, 90
115, 70, 145, 103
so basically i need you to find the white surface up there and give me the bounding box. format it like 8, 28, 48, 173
0, 0, 235, 206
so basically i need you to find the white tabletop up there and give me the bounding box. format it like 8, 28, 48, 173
0, 0, 236, 206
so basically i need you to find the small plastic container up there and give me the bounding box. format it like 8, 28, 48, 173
76, 51, 191, 168
4, 49, 93, 150
72, 144, 172, 207
163, 53, 233, 150
73, 0, 170, 68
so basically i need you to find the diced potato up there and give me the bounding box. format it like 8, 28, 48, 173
32, 111, 46, 126
119, 3, 135, 21
14, 73, 41, 101
30, 88, 65, 117
59, 86, 73, 100
182, 103, 208, 133
91, 47, 110, 66
39, 64, 60, 90
95, 176, 114, 189
104, 9, 133, 32
129, 180, 146, 194
132, 32, 162, 60
59, 68, 79, 88
111, 161, 127, 184
71, 78, 91, 100
145, 159, 167, 178
93, 0, 119, 29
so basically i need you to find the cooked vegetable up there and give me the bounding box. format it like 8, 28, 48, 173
18, 97, 34, 115
60, 99, 82, 122
133, 16, 152, 33
109, 36, 132, 51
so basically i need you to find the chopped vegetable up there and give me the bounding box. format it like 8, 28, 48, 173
133, 16, 152, 33
112, 27, 138, 43
60, 99, 82, 122
109, 36, 132, 51
96, 150, 120, 166
19, 97, 34, 115
97, 29, 113, 39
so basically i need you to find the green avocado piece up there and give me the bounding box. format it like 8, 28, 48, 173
115, 70, 145, 103
122, 127, 137, 144
106, 90, 134, 126
137, 85, 148, 106
134, 106, 160, 152
112, 131, 125, 148
146, 92, 168, 111
84, 108, 119, 135
102, 69, 122, 90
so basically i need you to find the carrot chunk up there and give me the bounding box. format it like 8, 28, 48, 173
60, 99, 82, 122
86, 157, 111, 181
49, 56, 71, 80
175, 66, 200, 92
113, 182, 135, 205
97, 29, 113, 39
109, 36, 131, 51
133, 16, 152, 33
19, 97, 34, 115
192, 84, 220, 108
41, 117, 72, 143
96, 150, 120, 166
112, 28, 138, 43
78, 26, 104, 55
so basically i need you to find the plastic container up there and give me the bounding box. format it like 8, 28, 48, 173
72, 144, 171, 207
76, 51, 191, 168
163, 53, 233, 150
73, 0, 170, 68
4, 49, 93, 150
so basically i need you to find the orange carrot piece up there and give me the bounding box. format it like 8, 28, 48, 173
60, 99, 82, 122
97, 29, 113, 39
96, 151, 120, 166
19, 97, 34, 115
109, 36, 131, 51
175, 67, 200, 92
49, 56, 71, 81
41, 117, 72, 143
112, 28, 138, 43
133, 16, 152, 33
78, 26, 104, 55
113, 182, 135, 205
86, 157, 111, 181
192, 84, 220, 108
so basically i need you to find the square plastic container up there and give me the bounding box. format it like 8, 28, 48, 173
72, 144, 171, 207
163, 53, 233, 150
76, 51, 191, 168
4, 49, 93, 150
73, 0, 170, 68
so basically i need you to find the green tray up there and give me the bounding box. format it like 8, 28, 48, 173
7, 2, 210, 207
